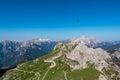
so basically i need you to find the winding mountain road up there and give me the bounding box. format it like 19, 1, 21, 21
44, 54, 61, 68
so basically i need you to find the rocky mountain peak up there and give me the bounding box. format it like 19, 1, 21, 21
29, 38, 51, 43
65, 43, 111, 71
69, 36, 101, 47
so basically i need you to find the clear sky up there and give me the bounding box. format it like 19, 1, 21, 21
0, 0, 120, 41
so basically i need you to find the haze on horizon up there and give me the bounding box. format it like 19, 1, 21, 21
0, 0, 120, 41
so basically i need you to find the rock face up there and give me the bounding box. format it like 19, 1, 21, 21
0, 39, 57, 69
66, 43, 111, 71
1, 42, 120, 80
96, 41, 120, 68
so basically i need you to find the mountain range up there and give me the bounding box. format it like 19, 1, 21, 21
0, 39, 57, 69
0, 36, 120, 80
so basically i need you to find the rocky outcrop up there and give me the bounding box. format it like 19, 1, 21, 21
66, 43, 111, 72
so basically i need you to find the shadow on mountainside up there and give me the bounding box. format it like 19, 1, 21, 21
0, 66, 16, 77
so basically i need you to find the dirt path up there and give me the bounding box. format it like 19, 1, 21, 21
63, 71, 68, 80
42, 53, 61, 80
14, 68, 40, 80
41, 68, 50, 80
44, 54, 61, 68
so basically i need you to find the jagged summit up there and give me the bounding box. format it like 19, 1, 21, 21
28, 38, 52, 43
69, 36, 101, 47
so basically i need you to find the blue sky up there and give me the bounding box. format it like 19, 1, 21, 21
0, 0, 120, 41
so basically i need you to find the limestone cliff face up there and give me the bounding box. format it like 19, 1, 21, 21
66, 43, 111, 72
